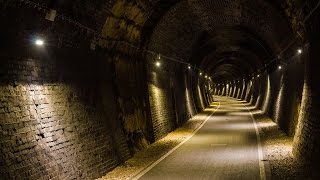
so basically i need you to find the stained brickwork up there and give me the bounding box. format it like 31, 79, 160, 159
0, 56, 130, 179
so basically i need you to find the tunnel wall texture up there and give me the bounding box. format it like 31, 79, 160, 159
293, 14, 320, 176
3, 0, 320, 179
0, 50, 132, 179
212, 57, 304, 139
0, 1, 212, 179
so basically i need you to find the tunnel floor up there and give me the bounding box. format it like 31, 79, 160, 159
100, 97, 306, 180
137, 96, 264, 180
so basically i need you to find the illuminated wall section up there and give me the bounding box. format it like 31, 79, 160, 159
149, 72, 175, 140
197, 85, 205, 109
229, 85, 233, 97
293, 79, 309, 158
222, 87, 226, 96
254, 78, 261, 108
262, 75, 271, 113
226, 84, 230, 96
233, 84, 238, 98
240, 80, 247, 100
274, 74, 284, 123
245, 80, 252, 101
186, 87, 195, 117
0, 58, 130, 179
236, 85, 241, 99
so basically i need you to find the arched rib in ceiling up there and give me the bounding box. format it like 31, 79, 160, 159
212, 64, 247, 79
207, 58, 253, 78
143, 0, 293, 81
212, 71, 238, 83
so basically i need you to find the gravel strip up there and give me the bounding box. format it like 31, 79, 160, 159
97, 115, 207, 180
98, 107, 308, 180
254, 114, 308, 180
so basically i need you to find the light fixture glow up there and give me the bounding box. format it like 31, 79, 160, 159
205, 75, 208, 78
35, 39, 44, 46
278, 65, 282, 70
257, 75, 260, 78
297, 49, 302, 54
156, 61, 161, 67
158, 53, 161, 59
188, 65, 191, 69
200, 72, 202, 76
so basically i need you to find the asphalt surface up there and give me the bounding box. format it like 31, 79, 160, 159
138, 96, 265, 180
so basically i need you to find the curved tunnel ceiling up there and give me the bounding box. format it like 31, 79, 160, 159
144, 0, 294, 82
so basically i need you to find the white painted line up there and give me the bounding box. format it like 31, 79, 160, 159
131, 102, 221, 180
245, 105, 266, 180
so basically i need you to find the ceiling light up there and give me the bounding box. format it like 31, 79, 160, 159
35, 39, 44, 46
297, 49, 302, 54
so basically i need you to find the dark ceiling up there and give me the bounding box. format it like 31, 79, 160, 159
4, 0, 313, 84
145, 0, 295, 83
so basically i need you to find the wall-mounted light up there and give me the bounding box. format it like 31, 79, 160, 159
45, 9, 57, 21
205, 75, 208, 78
158, 53, 161, 59
188, 65, 191, 69
156, 61, 161, 67
297, 48, 302, 54
257, 74, 260, 78
199, 72, 202, 76
278, 65, 282, 70
35, 39, 44, 46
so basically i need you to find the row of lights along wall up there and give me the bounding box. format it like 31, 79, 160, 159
23, 0, 316, 86
154, 53, 212, 80
217, 47, 303, 86
33, 36, 303, 85
28, 0, 307, 85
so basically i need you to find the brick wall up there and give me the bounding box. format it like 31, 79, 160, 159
293, 18, 320, 176
144, 0, 213, 141
147, 60, 207, 141
0, 53, 131, 179
148, 67, 176, 141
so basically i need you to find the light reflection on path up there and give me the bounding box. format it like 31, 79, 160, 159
139, 96, 267, 180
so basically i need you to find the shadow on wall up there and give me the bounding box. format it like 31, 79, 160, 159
0, 43, 157, 179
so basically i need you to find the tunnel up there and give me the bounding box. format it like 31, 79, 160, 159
1, 0, 320, 179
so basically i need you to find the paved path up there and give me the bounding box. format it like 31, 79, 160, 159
137, 96, 266, 180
